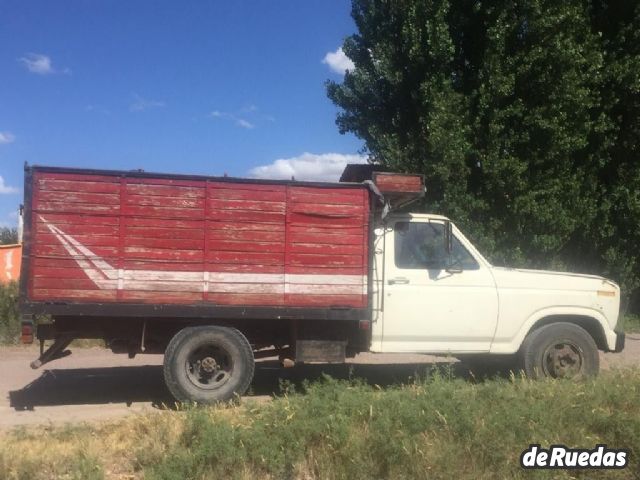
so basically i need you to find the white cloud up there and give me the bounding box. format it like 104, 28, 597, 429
249, 152, 367, 182
209, 107, 263, 129
236, 119, 254, 129
0, 176, 19, 194
19, 53, 70, 75
0, 132, 15, 144
322, 47, 355, 74
130, 94, 166, 112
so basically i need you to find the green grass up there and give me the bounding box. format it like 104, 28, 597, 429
0, 281, 20, 344
2, 368, 639, 479
622, 314, 640, 333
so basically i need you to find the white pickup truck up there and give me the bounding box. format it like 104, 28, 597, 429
21, 165, 625, 403
371, 213, 624, 379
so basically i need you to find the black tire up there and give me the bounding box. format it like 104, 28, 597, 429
163, 326, 254, 404
520, 322, 599, 379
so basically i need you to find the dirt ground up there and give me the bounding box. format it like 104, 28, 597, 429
1, 336, 639, 428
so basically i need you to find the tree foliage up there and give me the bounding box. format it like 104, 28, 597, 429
0, 227, 18, 245
328, 0, 640, 309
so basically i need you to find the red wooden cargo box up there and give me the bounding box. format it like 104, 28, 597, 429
20, 166, 373, 321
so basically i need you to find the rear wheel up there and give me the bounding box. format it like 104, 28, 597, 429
163, 326, 254, 403
520, 322, 599, 379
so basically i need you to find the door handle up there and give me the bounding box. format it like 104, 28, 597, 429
388, 277, 410, 285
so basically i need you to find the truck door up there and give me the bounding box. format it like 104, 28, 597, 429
378, 218, 499, 353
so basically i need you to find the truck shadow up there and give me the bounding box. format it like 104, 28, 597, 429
9, 359, 513, 410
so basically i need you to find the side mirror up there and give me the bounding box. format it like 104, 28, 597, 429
444, 220, 453, 255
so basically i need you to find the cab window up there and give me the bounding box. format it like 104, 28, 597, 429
394, 221, 479, 270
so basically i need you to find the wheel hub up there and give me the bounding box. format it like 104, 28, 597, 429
185, 345, 233, 390
543, 341, 583, 378
200, 356, 217, 373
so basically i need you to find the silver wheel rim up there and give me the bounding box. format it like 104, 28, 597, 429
185, 344, 234, 390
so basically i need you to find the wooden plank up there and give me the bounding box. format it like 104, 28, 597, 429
207, 264, 284, 274
208, 283, 284, 294
207, 293, 284, 306
34, 213, 120, 226
35, 202, 120, 215
125, 183, 205, 198
31, 289, 117, 301
33, 244, 119, 257
120, 291, 202, 303
207, 240, 284, 253
33, 266, 106, 279
123, 246, 203, 261
289, 231, 363, 245
35, 223, 120, 237
374, 173, 423, 192
36, 172, 118, 183
123, 280, 203, 293
285, 265, 367, 275
123, 205, 204, 218
32, 257, 119, 269
288, 186, 364, 197
37, 191, 121, 205
206, 251, 284, 265
36, 179, 120, 194
124, 226, 204, 240
208, 188, 286, 202
288, 224, 364, 235
124, 260, 206, 271
286, 284, 365, 295
207, 181, 286, 192
284, 293, 366, 307
35, 233, 121, 248
288, 243, 363, 255
123, 217, 203, 230
288, 202, 364, 216
126, 177, 205, 188
207, 229, 285, 242
288, 253, 363, 267
209, 210, 285, 224
288, 190, 365, 205
287, 212, 364, 226
125, 237, 204, 250
33, 277, 101, 290
207, 198, 285, 213
125, 195, 205, 209
207, 221, 284, 232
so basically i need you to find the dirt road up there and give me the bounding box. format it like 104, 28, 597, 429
1, 338, 639, 428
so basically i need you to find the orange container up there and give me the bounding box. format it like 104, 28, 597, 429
0, 244, 22, 283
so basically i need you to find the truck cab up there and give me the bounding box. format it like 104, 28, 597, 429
371, 213, 623, 377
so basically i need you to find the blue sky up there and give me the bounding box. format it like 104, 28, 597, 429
0, 0, 365, 227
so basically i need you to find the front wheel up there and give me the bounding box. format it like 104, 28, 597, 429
520, 322, 599, 379
163, 326, 255, 404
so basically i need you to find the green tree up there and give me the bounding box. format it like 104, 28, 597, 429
469, 0, 606, 267
0, 227, 18, 245
328, 0, 640, 309
580, 1, 640, 308
327, 0, 476, 227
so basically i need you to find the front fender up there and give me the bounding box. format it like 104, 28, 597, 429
489, 306, 617, 354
